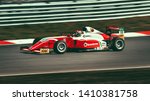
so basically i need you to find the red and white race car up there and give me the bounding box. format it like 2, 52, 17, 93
20, 26, 125, 54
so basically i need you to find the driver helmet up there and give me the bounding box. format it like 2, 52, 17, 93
74, 30, 83, 37
76, 30, 83, 34
82, 26, 94, 33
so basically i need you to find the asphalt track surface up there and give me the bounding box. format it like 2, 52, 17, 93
0, 36, 150, 76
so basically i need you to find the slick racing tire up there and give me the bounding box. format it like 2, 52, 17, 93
112, 38, 125, 51
54, 41, 67, 54
33, 37, 42, 45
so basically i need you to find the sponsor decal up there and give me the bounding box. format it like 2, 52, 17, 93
84, 42, 99, 47
83, 35, 91, 38
40, 48, 50, 54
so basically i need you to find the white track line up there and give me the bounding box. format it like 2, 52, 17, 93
0, 65, 150, 77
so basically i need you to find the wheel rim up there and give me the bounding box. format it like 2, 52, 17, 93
116, 40, 124, 50
57, 42, 66, 52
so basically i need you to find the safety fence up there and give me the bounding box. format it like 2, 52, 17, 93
0, 0, 150, 26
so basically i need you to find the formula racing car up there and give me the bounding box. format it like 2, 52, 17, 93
20, 26, 125, 54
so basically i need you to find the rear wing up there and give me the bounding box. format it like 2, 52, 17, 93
106, 26, 125, 35
106, 26, 125, 39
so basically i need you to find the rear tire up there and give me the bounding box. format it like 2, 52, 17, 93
112, 38, 125, 51
54, 41, 67, 54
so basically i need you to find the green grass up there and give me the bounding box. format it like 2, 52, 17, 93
0, 68, 150, 84
0, 16, 150, 40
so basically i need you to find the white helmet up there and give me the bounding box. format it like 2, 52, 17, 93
82, 26, 94, 33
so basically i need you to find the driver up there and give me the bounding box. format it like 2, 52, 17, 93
73, 30, 83, 37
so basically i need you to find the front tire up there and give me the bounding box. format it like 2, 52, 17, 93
54, 41, 67, 54
112, 38, 125, 51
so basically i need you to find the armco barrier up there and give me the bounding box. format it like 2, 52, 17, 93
0, 0, 150, 26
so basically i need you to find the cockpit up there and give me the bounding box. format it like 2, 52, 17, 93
72, 26, 103, 37
82, 26, 103, 34
73, 32, 82, 37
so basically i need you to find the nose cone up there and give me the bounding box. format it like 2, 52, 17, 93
29, 41, 45, 51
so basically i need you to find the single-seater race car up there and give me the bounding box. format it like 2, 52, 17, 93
20, 26, 125, 54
